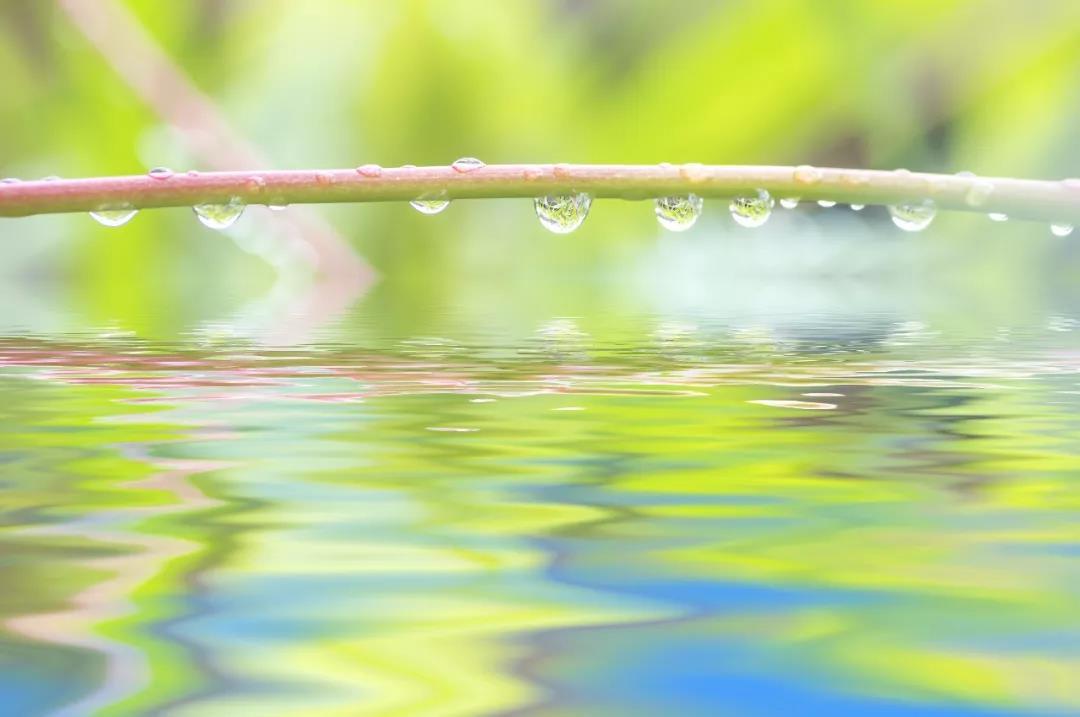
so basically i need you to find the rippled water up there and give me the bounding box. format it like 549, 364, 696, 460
2, 311, 1079, 716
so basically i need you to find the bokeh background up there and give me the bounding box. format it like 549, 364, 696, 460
3, 0, 1080, 341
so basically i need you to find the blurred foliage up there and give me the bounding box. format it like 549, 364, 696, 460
2, 0, 1080, 339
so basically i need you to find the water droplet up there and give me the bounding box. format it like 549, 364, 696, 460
817, 200, 837, 208
245, 175, 267, 191
42, 175, 61, 182
410, 190, 450, 215
729, 189, 774, 228
522, 167, 544, 181
193, 198, 245, 229
553, 163, 572, 179
187, 169, 201, 177
451, 157, 485, 173
679, 163, 709, 183
268, 204, 288, 212
147, 167, 173, 180
988, 212, 1009, 222
850, 204, 866, 211
1051, 223, 1074, 237
654, 194, 703, 231
89, 205, 138, 227
955, 170, 975, 178
965, 180, 994, 207
356, 164, 382, 177
1, 177, 20, 184
888, 199, 937, 232
534, 193, 592, 234
779, 197, 799, 209
793, 165, 822, 185
315, 172, 334, 186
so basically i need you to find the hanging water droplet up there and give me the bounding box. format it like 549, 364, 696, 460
451, 157, 485, 173
988, 212, 1009, 222
89, 205, 138, 227
729, 189, 774, 228
1051, 223, 1074, 237
779, 197, 799, 209
888, 199, 937, 232
193, 198, 246, 229
315, 172, 334, 186
356, 164, 382, 177
410, 190, 450, 215
817, 200, 837, 208
793, 165, 822, 185
148, 167, 173, 180
654, 194, 703, 231
850, 204, 866, 211
534, 193, 592, 234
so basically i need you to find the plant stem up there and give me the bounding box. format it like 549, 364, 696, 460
2, 165, 1079, 222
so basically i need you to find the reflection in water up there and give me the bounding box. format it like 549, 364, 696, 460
1, 318, 1080, 715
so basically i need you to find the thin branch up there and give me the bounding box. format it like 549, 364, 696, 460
2, 164, 1079, 223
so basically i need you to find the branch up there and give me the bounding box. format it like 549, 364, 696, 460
2, 164, 1079, 223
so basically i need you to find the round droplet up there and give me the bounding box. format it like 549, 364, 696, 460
817, 200, 837, 208
793, 165, 822, 185
779, 197, 799, 209
193, 198, 246, 229
410, 191, 450, 215
850, 204, 866, 211
1051, 223, 1074, 237
89, 206, 138, 227
888, 199, 937, 232
356, 164, 382, 177
988, 212, 1009, 222
654, 194, 703, 231
729, 189, 774, 228
148, 167, 174, 180
451, 157, 485, 173
534, 193, 592, 234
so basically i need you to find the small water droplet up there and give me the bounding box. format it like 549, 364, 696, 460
451, 157, 485, 173
816, 200, 837, 208
410, 190, 450, 215
1051, 223, 1074, 237
654, 194, 703, 231
268, 204, 288, 212
729, 189, 774, 228
888, 198, 937, 232
193, 198, 245, 229
356, 164, 382, 177
779, 197, 799, 209
1, 177, 20, 184
988, 212, 1009, 222
89, 205, 138, 227
679, 163, 709, 183
955, 170, 975, 178
793, 165, 822, 185
187, 169, 201, 177
534, 193, 592, 234
148, 167, 173, 180
42, 175, 61, 182
965, 180, 994, 207
850, 204, 866, 211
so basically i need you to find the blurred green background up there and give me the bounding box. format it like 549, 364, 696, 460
3, 0, 1080, 342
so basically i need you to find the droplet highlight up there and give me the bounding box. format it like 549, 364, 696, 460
89, 206, 138, 227
988, 212, 1009, 222
779, 197, 799, 209
1051, 223, 1074, 237
729, 189, 774, 228
410, 190, 450, 215
793, 165, 822, 185
888, 199, 937, 232
148, 167, 174, 180
193, 198, 246, 229
850, 204, 866, 211
356, 164, 382, 177
654, 194, 703, 231
817, 200, 837, 208
451, 157, 485, 173
534, 193, 592, 234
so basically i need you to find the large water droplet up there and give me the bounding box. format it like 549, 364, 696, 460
850, 204, 866, 211
1051, 223, 1074, 237
148, 167, 173, 180
410, 190, 450, 215
816, 199, 837, 208
988, 212, 1008, 222
193, 198, 246, 229
534, 193, 592, 234
888, 199, 937, 232
654, 194, 703, 231
356, 164, 382, 177
451, 157, 485, 173
779, 197, 799, 209
89, 206, 138, 227
729, 189, 774, 228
